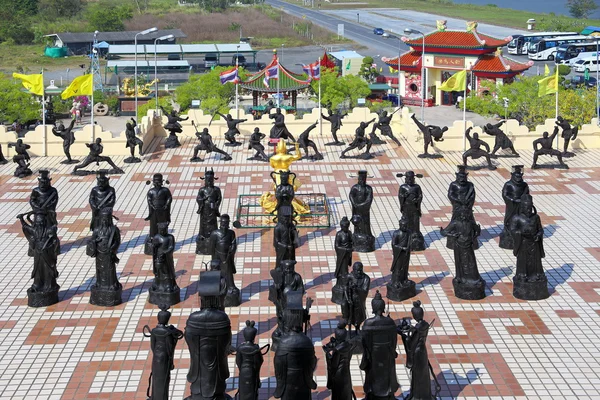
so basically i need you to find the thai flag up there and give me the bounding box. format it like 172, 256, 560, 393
302, 61, 320, 81
219, 67, 239, 84
263, 65, 279, 88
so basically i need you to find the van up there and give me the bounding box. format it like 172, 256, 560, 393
204, 53, 218, 68
572, 56, 600, 73
232, 54, 246, 67
167, 54, 181, 61
568, 51, 597, 66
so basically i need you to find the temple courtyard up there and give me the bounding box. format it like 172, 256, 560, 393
0, 133, 599, 399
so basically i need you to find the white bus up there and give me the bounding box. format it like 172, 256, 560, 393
556, 43, 598, 64
572, 55, 600, 73
529, 35, 592, 61
507, 31, 577, 55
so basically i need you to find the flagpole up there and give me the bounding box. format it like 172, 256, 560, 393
42, 69, 47, 157
554, 65, 559, 148
91, 72, 95, 141
463, 70, 467, 152
235, 60, 239, 119
277, 57, 280, 108
318, 56, 322, 137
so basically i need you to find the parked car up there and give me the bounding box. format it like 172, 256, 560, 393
167, 54, 181, 61
566, 75, 597, 88
373, 28, 384, 35
204, 53, 218, 68
232, 54, 247, 67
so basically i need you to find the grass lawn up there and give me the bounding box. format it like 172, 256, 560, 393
0, 44, 100, 74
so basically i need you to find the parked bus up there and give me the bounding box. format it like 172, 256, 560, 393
567, 51, 598, 66
507, 31, 577, 55
572, 55, 600, 73
528, 35, 591, 61
556, 43, 599, 64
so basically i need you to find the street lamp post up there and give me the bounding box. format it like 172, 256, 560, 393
404, 28, 426, 123
384, 33, 403, 114
357, 13, 360, 23
135, 27, 157, 121
154, 34, 175, 114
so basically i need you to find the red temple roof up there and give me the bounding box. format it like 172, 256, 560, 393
472, 53, 533, 74
382, 51, 422, 70
403, 30, 511, 50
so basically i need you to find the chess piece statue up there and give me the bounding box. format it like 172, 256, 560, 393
372, 109, 401, 146
463, 127, 496, 170
144, 174, 172, 255
483, 120, 519, 157
52, 118, 78, 164
209, 214, 240, 307
269, 260, 306, 349
0, 143, 8, 165
342, 261, 370, 348
235, 321, 270, 400
207, 259, 228, 311
411, 114, 447, 158
269, 108, 295, 141
322, 109, 347, 145
87, 207, 122, 306
143, 305, 184, 400
499, 165, 530, 250
124, 118, 144, 163
532, 128, 568, 169
161, 106, 188, 149
217, 112, 247, 146
556, 116, 578, 157
440, 209, 486, 300
387, 217, 416, 301
8, 139, 32, 178
190, 125, 232, 162
89, 170, 116, 231
298, 121, 323, 160
273, 207, 300, 268
18, 212, 60, 307
247, 127, 268, 161
331, 216, 353, 305
446, 165, 476, 250
349, 170, 375, 252
340, 119, 376, 159
273, 293, 317, 400
72, 138, 124, 175
195, 169, 222, 255
30, 170, 59, 227
149, 222, 180, 307
398, 301, 438, 400
360, 290, 400, 400
185, 270, 232, 400
397, 171, 425, 251
323, 320, 355, 400
509, 194, 550, 300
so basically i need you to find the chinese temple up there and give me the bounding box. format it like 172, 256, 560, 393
383, 21, 533, 106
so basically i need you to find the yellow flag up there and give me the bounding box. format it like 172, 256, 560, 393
389, 66, 396, 73
61, 74, 93, 99
379, 67, 383, 72
439, 69, 467, 92
538, 66, 558, 97
12, 73, 44, 96
544, 64, 550, 76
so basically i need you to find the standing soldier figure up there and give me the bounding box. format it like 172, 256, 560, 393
30, 169, 59, 228
209, 214, 240, 307
195, 169, 222, 255
144, 174, 172, 255
235, 320, 270, 400
124, 118, 144, 163
89, 170, 116, 231
322, 109, 347, 145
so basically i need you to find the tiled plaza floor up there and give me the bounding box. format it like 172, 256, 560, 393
1, 134, 600, 400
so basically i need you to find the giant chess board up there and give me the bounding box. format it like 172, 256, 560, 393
1, 135, 599, 399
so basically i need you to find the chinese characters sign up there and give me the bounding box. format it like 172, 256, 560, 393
433, 56, 465, 68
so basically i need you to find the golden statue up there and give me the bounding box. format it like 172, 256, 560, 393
259, 139, 310, 216
120, 77, 159, 97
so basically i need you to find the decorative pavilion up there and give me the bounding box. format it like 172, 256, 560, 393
383, 21, 533, 106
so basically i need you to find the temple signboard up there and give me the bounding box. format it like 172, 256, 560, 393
433, 56, 465, 68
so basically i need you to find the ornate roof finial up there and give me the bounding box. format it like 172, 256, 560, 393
466, 21, 478, 32
436, 20, 447, 32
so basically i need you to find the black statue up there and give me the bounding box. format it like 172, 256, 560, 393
144, 174, 172, 255
195, 169, 222, 255
411, 114, 447, 158
218, 112, 247, 147
499, 165, 530, 250
143, 305, 184, 400
209, 214, 240, 307
387, 217, 416, 301
30, 169, 59, 227
322, 109, 347, 145
340, 119, 376, 159
447, 165, 476, 250
323, 320, 354, 400
349, 170, 375, 252
556, 116, 578, 157
342, 261, 370, 334
509, 194, 550, 300
398, 301, 439, 400
269, 260, 306, 349
397, 171, 425, 251
89, 170, 116, 231
52, 119, 78, 164
360, 290, 400, 400
72, 138, 124, 175
235, 321, 270, 400
273, 206, 299, 268
124, 118, 144, 163
208, 259, 229, 311
532, 127, 568, 169
190, 125, 232, 162
440, 208, 486, 300
87, 207, 122, 306
273, 293, 317, 400
149, 222, 180, 307
247, 128, 269, 161
0, 144, 8, 165
269, 108, 295, 141
9, 139, 32, 178
18, 212, 60, 307
161, 106, 188, 149
463, 127, 496, 170
298, 121, 323, 160
372, 109, 401, 146
273, 171, 296, 218
331, 216, 353, 305
185, 270, 232, 400
483, 120, 519, 157
45, 100, 56, 125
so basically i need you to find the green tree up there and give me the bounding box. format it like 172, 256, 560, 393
138, 97, 173, 119
310, 67, 371, 109
567, 0, 598, 18
38, 0, 83, 19
86, 2, 133, 32
358, 56, 380, 84
0, 0, 37, 44
0, 74, 42, 124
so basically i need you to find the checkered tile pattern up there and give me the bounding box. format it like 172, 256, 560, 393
0, 135, 599, 399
